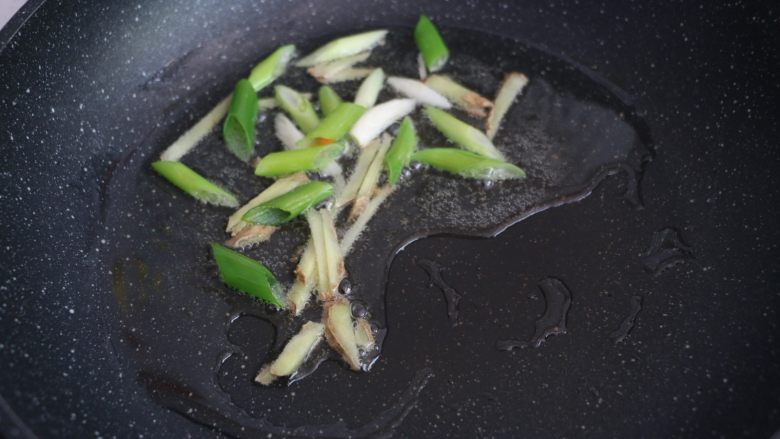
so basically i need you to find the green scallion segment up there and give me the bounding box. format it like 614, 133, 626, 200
275, 85, 320, 133
248, 44, 296, 91
414, 16, 449, 72
385, 117, 418, 185
412, 148, 525, 180
223, 79, 258, 162
297, 102, 366, 148
254, 142, 346, 177
295, 30, 388, 67
152, 160, 239, 207
319, 86, 343, 116
211, 242, 285, 307
242, 181, 334, 226
353, 68, 385, 108
424, 106, 505, 160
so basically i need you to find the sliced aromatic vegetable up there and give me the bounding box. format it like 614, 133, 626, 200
307, 52, 371, 83
425, 74, 493, 117
417, 53, 427, 80
385, 116, 418, 185
243, 181, 334, 226
323, 68, 374, 83
354, 319, 375, 350
288, 240, 316, 315
159, 95, 231, 161
350, 135, 391, 220
274, 113, 305, 150
486, 72, 529, 139
387, 76, 450, 109
260, 321, 324, 384
319, 86, 343, 116
339, 185, 394, 255
414, 16, 449, 72
307, 210, 330, 301
320, 209, 345, 298
275, 85, 320, 133
159, 45, 294, 162
324, 298, 361, 370
336, 139, 380, 209
424, 106, 505, 160
152, 160, 239, 207
287, 276, 314, 316
211, 242, 285, 307
226, 173, 309, 235
254, 142, 345, 177
248, 44, 296, 91
296, 30, 388, 67
349, 98, 416, 147
307, 209, 344, 302
225, 224, 277, 249
295, 240, 317, 284
412, 148, 525, 180
298, 102, 366, 148
222, 79, 258, 162
353, 68, 385, 108
259, 93, 312, 111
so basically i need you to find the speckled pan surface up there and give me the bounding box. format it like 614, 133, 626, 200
1, 0, 779, 438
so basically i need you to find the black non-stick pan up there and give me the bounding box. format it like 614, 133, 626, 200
1, 0, 778, 437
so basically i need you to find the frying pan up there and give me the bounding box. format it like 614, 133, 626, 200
1, 0, 779, 437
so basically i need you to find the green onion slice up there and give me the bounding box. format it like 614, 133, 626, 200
298, 102, 366, 148
414, 16, 449, 72
319, 85, 343, 116
296, 30, 388, 67
242, 181, 334, 226
412, 148, 525, 180
424, 106, 505, 160
254, 142, 345, 177
275, 85, 320, 133
248, 44, 296, 91
223, 79, 258, 162
385, 116, 418, 185
211, 242, 285, 307
152, 160, 239, 207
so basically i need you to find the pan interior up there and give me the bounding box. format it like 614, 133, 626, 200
104, 26, 650, 437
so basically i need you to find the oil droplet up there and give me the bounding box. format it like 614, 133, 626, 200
418, 259, 462, 326
641, 228, 693, 275
610, 295, 643, 344
497, 278, 572, 350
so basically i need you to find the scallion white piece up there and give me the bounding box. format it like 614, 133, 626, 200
386, 76, 451, 109
349, 98, 416, 147
274, 113, 305, 150
350, 134, 391, 220
417, 53, 427, 80
353, 68, 385, 108
425, 74, 493, 118
336, 139, 380, 208
159, 95, 231, 161
259, 93, 312, 111
307, 51, 371, 83
340, 185, 394, 255
323, 68, 375, 83
296, 30, 388, 67
486, 72, 529, 140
